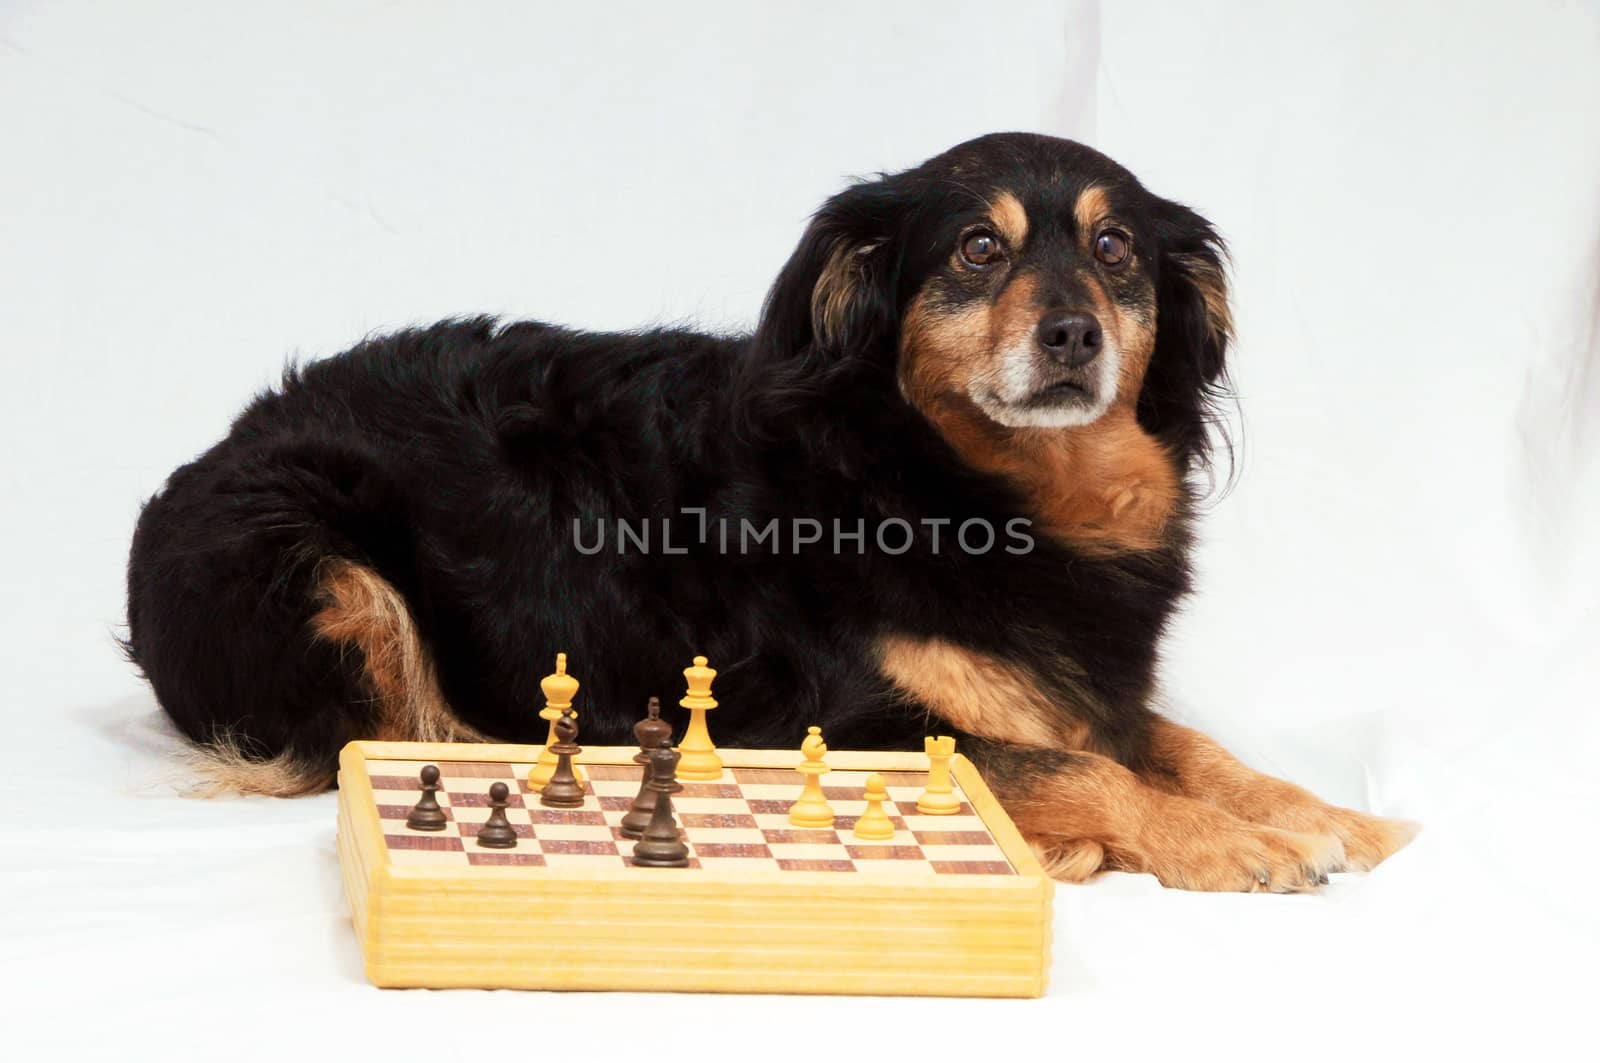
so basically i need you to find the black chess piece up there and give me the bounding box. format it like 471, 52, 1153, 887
632, 740, 690, 868
406, 764, 449, 831
621, 697, 673, 839
540, 710, 586, 809
475, 781, 519, 848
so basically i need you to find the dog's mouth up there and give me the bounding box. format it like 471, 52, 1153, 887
1024, 372, 1098, 408
968, 351, 1116, 429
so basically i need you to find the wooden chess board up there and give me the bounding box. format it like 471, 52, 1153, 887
337, 741, 1052, 997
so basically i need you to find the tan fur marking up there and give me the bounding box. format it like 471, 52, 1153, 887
877, 634, 1087, 749
811, 239, 862, 345
989, 270, 1041, 351
999, 751, 1345, 891
899, 276, 1040, 410
177, 561, 479, 798
922, 398, 1179, 553
1081, 273, 1157, 396
1144, 718, 1419, 871
1073, 185, 1111, 235
311, 560, 486, 745
989, 191, 1028, 249
898, 291, 990, 409
900, 276, 1178, 554
1170, 251, 1234, 346
177, 734, 334, 798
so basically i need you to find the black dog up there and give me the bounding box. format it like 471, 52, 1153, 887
126, 133, 1414, 891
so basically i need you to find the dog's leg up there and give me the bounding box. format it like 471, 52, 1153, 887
312, 559, 489, 745
1137, 718, 1418, 871
971, 742, 1345, 892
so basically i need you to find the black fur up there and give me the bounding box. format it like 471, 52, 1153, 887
125, 133, 1229, 782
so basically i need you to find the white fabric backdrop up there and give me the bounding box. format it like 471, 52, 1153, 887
2, 1, 1595, 1057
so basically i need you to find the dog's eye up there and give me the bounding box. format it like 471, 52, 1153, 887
960, 230, 1004, 268
1093, 229, 1131, 267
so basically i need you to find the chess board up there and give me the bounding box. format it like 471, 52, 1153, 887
337, 741, 1052, 997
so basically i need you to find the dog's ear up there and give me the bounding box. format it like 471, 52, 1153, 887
754, 177, 912, 358
1138, 199, 1234, 473
733, 175, 911, 440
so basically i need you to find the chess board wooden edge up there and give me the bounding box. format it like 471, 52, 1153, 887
336, 740, 1054, 997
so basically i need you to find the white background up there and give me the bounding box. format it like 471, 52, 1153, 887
2, 1, 1596, 1058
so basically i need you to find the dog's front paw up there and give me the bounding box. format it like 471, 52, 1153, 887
1253, 801, 1419, 872
1129, 803, 1346, 893
1308, 806, 1419, 871
1030, 837, 1107, 883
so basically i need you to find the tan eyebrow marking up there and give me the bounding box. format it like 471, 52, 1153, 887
1074, 185, 1111, 236
988, 191, 1028, 250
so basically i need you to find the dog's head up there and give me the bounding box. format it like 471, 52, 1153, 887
746, 133, 1231, 477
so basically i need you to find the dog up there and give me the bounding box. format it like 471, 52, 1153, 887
125, 132, 1415, 891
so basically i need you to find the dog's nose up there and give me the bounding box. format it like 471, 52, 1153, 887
1036, 311, 1102, 368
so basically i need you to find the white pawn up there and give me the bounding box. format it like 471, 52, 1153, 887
852, 773, 896, 841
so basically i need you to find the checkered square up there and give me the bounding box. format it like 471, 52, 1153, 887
367, 757, 1015, 876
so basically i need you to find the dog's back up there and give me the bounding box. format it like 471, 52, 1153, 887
126, 318, 726, 790
124, 316, 911, 794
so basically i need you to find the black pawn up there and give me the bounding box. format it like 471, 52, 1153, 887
476, 781, 519, 849
621, 697, 673, 839
540, 710, 586, 809
632, 740, 690, 868
406, 764, 448, 831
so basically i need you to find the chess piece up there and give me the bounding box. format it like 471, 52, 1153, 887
788, 725, 835, 828
622, 697, 673, 839
674, 655, 723, 780
852, 773, 896, 840
917, 735, 961, 815
632, 740, 690, 867
539, 710, 586, 809
475, 781, 519, 848
528, 653, 585, 791
406, 764, 449, 831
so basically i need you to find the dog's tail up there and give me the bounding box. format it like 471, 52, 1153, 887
125, 435, 486, 797
172, 733, 337, 798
